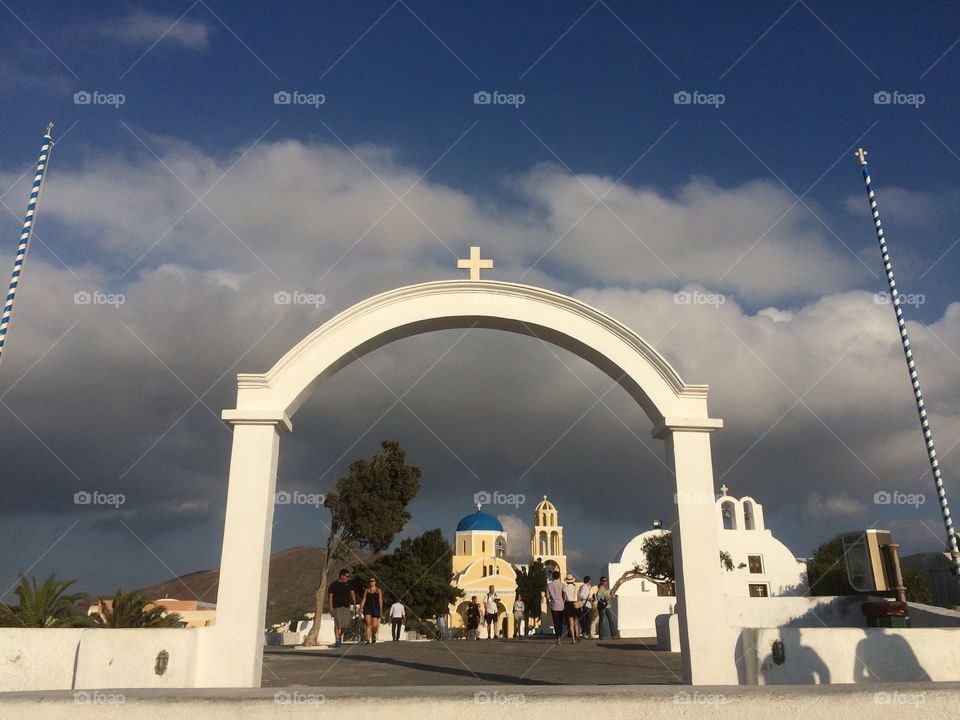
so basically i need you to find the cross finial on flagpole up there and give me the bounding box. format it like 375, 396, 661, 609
855, 148, 868, 166
45, 122, 54, 138
457, 246, 493, 280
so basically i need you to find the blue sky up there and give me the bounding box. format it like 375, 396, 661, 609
1, 1, 959, 597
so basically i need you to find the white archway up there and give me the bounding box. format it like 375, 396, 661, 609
209, 280, 723, 686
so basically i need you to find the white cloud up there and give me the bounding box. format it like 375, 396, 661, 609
497, 514, 532, 558
100, 11, 211, 51
1, 136, 957, 589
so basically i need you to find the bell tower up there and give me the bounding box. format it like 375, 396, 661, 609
530, 495, 567, 578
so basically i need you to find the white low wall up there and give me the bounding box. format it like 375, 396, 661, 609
0, 629, 85, 691
0, 685, 955, 719
743, 627, 960, 684
0, 628, 202, 692
613, 596, 675, 637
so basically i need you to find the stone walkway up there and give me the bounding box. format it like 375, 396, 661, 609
262, 636, 682, 686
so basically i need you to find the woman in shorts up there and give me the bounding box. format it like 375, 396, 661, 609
361, 577, 383, 643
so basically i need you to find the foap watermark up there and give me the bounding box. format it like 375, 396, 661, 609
673, 90, 725, 108
874, 690, 925, 706
674, 490, 715, 506
474, 490, 525, 508
674, 290, 725, 307
73, 90, 125, 108
276, 490, 325, 508
674, 690, 726, 706
473, 90, 525, 108
874, 490, 925, 508
274, 691, 326, 706
873, 90, 925, 108
474, 690, 526, 705
874, 291, 925, 308
74, 490, 125, 508
273, 90, 326, 108
74, 290, 125, 308
74, 691, 125, 706
274, 290, 326, 308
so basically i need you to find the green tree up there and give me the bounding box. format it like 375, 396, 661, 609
514, 559, 548, 634
303, 440, 421, 646
638, 532, 734, 592
94, 588, 182, 628
363, 528, 461, 625
903, 570, 932, 605
806, 535, 853, 596
0, 575, 90, 627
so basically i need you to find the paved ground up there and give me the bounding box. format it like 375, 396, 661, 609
262, 636, 683, 686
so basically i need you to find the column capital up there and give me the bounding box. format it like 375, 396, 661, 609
221, 409, 293, 432
651, 416, 723, 439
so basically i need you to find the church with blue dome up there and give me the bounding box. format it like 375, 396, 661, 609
448, 497, 567, 637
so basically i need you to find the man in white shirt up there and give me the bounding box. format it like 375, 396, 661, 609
484, 585, 499, 639
578, 575, 594, 638
545, 570, 565, 645
389, 600, 405, 641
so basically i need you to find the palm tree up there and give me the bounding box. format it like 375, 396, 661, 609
0, 574, 90, 627
95, 588, 181, 628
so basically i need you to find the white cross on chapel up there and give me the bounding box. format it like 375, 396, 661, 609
457, 246, 493, 280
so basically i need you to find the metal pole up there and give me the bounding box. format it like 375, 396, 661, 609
0, 123, 55, 371
856, 147, 960, 576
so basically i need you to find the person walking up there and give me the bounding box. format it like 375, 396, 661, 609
483, 585, 499, 639
327, 568, 357, 648
578, 576, 594, 639
437, 612, 447, 640
596, 576, 620, 640
360, 577, 383, 644
466, 596, 482, 640
512, 591, 525, 638
388, 599, 405, 641
546, 570, 565, 645
563, 572, 580, 644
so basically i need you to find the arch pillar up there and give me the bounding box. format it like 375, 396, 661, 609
654, 417, 724, 685
203, 411, 291, 687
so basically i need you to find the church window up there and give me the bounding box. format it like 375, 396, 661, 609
748, 555, 763, 574
482, 565, 487, 577
743, 502, 755, 530
462, 541, 467, 554
721, 501, 737, 530
748, 583, 769, 597
550, 531, 559, 555
539, 531, 548, 555
482, 540, 486, 553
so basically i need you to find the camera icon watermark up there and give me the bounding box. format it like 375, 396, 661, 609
473, 90, 526, 108
273, 90, 326, 108
874, 690, 925, 705
474, 690, 525, 705
873, 90, 925, 108
74, 691, 125, 706
674, 690, 726, 706
74, 490, 125, 508
874, 291, 925, 308
275, 490, 325, 508
474, 490, 525, 508
873, 490, 925, 508
273, 290, 326, 308
73, 90, 125, 108
274, 691, 325, 706
74, 290, 125, 308
674, 290, 725, 307
673, 90, 725, 108
674, 490, 715, 506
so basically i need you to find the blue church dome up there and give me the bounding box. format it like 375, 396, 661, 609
456, 510, 503, 532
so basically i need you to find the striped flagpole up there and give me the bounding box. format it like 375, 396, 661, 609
856, 147, 960, 576
0, 123, 55, 371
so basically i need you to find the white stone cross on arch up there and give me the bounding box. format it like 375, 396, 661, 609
214, 279, 724, 688
457, 246, 493, 280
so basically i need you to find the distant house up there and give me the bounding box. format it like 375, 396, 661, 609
88, 597, 216, 628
